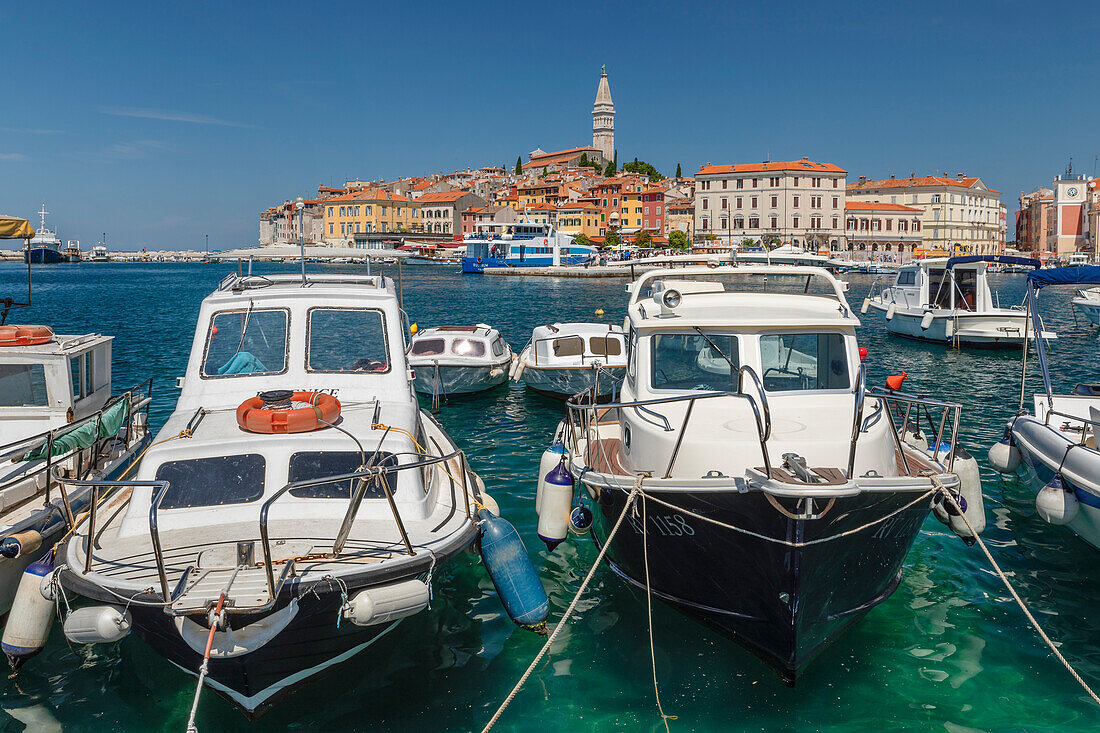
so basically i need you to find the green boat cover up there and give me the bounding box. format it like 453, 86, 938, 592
21, 398, 130, 461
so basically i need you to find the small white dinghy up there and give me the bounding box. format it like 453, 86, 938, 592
514, 323, 626, 400
408, 325, 512, 399
863, 255, 1054, 348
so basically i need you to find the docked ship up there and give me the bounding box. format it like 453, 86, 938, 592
461, 220, 597, 273
90, 243, 109, 262
23, 205, 66, 264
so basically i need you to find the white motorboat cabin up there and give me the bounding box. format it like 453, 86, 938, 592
527, 323, 625, 368
409, 325, 509, 365
0, 332, 113, 445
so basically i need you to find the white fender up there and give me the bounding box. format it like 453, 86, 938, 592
860, 298, 870, 315
536, 440, 568, 516
537, 480, 573, 547
885, 303, 896, 320
988, 437, 1020, 473
342, 579, 429, 627
944, 318, 954, 338
513, 360, 526, 381
948, 449, 985, 538
920, 311, 934, 330
1036, 477, 1079, 525
64, 605, 132, 644
508, 355, 520, 380
2, 559, 55, 664
174, 598, 299, 658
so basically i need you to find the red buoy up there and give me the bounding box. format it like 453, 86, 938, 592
885, 372, 909, 391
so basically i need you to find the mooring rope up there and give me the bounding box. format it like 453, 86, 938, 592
480, 484, 641, 733
641, 492, 677, 732
638, 486, 937, 547
935, 481, 1100, 708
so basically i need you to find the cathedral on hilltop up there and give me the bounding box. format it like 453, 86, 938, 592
523, 67, 616, 175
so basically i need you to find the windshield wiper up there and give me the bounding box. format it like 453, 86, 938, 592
693, 327, 736, 370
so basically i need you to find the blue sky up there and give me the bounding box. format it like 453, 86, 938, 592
2, 1, 1099, 250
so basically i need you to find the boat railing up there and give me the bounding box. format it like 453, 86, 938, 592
1041, 408, 1100, 446
565, 365, 773, 479
1, 378, 152, 525
866, 387, 962, 472
55, 444, 475, 605
847, 363, 867, 478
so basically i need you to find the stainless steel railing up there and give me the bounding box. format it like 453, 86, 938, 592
57, 443, 476, 605
565, 364, 773, 480
2, 379, 152, 527
868, 387, 963, 472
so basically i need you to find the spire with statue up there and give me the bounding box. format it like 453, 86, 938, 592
592, 66, 615, 161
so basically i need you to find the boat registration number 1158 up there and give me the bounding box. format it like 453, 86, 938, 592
626, 513, 695, 537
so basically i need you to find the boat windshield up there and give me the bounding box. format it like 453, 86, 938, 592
451, 338, 485, 357
203, 309, 288, 377
308, 308, 390, 373
0, 364, 49, 407
760, 333, 849, 392
410, 338, 445, 356
651, 333, 739, 391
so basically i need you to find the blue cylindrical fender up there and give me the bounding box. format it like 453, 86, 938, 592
478, 510, 549, 633
2, 552, 56, 669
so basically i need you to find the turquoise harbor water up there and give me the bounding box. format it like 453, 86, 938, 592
1, 261, 1098, 732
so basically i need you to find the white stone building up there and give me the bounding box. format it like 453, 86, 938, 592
694, 158, 847, 250
592, 66, 614, 161
847, 174, 1002, 255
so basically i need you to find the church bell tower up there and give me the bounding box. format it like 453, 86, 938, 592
592, 65, 615, 162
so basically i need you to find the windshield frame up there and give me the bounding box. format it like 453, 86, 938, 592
757, 330, 852, 394
199, 306, 291, 380
647, 330, 741, 393
305, 306, 392, 375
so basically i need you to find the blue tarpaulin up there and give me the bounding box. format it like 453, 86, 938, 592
1027, 266, 1100, 288
946, 255, 1042, 269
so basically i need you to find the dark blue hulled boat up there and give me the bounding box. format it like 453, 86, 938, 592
23, 205, 66, 263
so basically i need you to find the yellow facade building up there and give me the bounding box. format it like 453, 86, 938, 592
323, 188, 421, 244
556, 202, 601, 237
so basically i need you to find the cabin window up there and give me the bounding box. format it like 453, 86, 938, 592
307, 308, 390, 373
70, 355, 84, 399
491, 338, 505, 357
85, 352, 95, 395
760, 333, 849, 392
202, 308, 289, 377
156, 454, 266, 509
451, 339, 486, 357
0, 364, 49, 407
955, 269, 977, 310
410, 338, 445, 356
589, 337, 622, 357
288, 451, 399, 499
928, 270, 952, 308
650, 333, 739, 391
896, 270, 916, 286
552, 337, 584, 357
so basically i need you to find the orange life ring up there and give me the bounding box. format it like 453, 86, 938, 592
236, 391, 341, 434
476, 256, 483, 264
0, 325, 54, 347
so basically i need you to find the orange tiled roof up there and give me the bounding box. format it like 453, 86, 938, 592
417, 191, 468, 203
523, 147, 602, 170
697, 159, 846, 175
845, 202, 922, 212
847, 175, 1000, 195
325, 188, 410, 203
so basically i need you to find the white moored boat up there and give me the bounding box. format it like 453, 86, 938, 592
1072, 286, 1100, 325
0, 325, 150, 632
514, 323, 626, 400
51, 272, 501, 717
554, 266, 982, 682
863, 255, 1053, 348
408, 324, 512, 399
991, 266, 1100, 549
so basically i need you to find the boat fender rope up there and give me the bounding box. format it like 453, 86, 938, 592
932, 476, 1100, 708
481, 484, 641, 733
